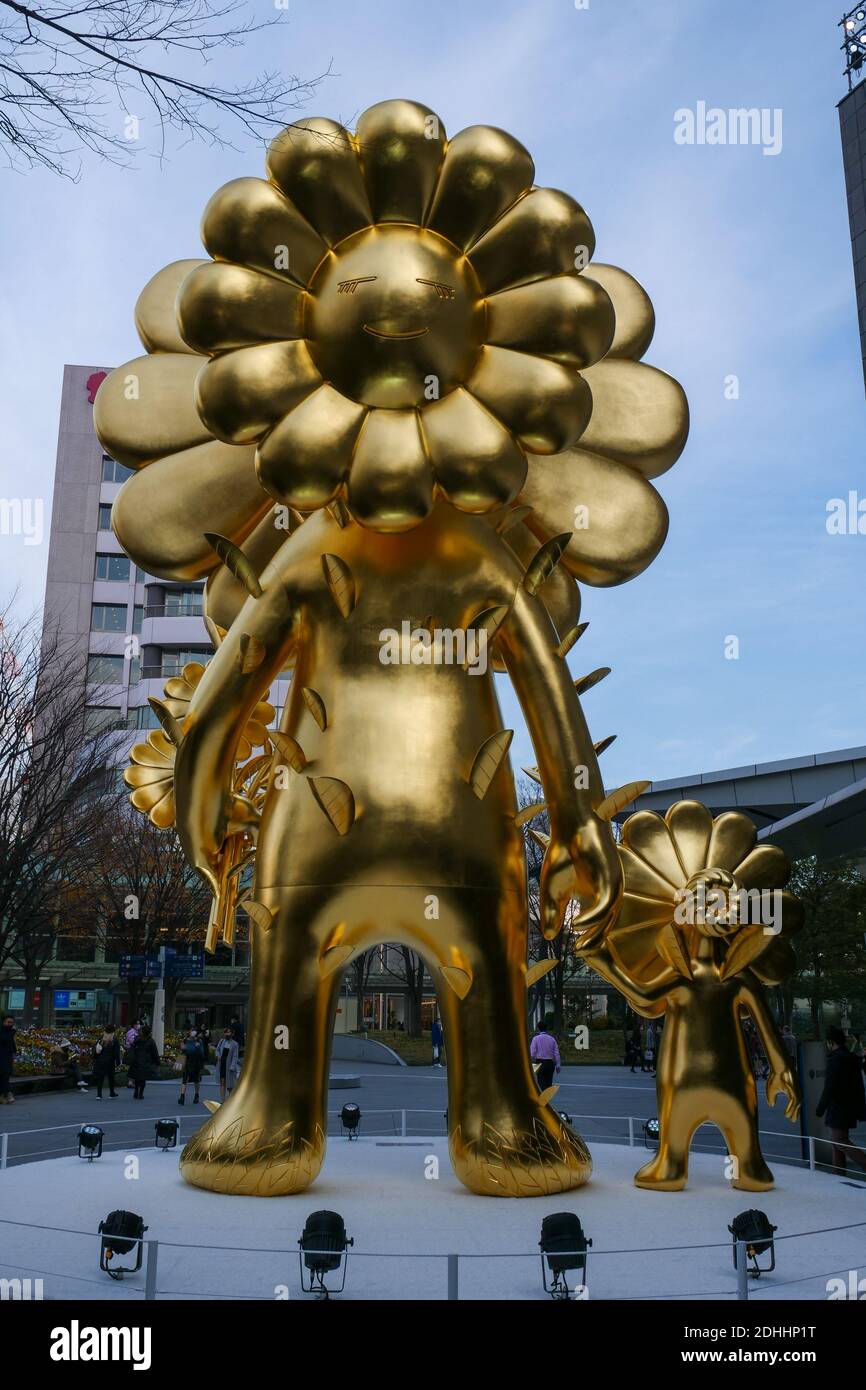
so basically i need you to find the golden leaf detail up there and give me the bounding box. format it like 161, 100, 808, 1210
595, 780, 650, 821
238, 632, 266, 673
593, 735, 617, 757
302, 686, 327, 731
523, 533, 571, 596
147, 696, 183, 748
270, 730, 307, 773
555, 621, 589, 659
307, 775, 355, 835
720, 926, 772, 981
574, 667, 611, 697
322, 553, 356, 618
204, 531, 263, 599
525, 958, 558, 989
469, 729, 513, 800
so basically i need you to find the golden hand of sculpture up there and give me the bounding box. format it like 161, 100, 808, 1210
578, 800, 803, 1191
99, 98, 689, 1199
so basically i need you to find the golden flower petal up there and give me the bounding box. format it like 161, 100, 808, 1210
621, 811, 686, 889
148, 788, 177, 829
253, 699, 276, 725
112, 438, 271, 581
177, 263, 305, 354
734, 844, 790, 891
135, 259, 206, 355
619, 845, 679, 901
347, 409, 433, 532
256, 384, 364, 508
582, 264, 655, 361
195, 341, 322, 445
127, 733, 173, 768
244, 720, 270, 749
467, 346, 591, 454
486, 274, 615, 371
521, 448, 668, 587
181, 661, 207, 686
124, 765, 171, 789
706, 811, 757, 873
579, 360, 689, 480
426, 125, 534, 252
752, 937, 796, 987
421, 388, 525, 512
266, 119, 371, 247
201, 176, 328, 289
355, 99, 446, 224
665, 801, 713, 880
94, 354, 210, 469
468, 187, 596, 293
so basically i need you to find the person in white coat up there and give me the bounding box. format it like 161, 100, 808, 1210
214, 1029, 240, 1101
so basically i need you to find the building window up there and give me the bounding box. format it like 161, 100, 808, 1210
164, 588, 204, 617
101, 456, 134, 483
97, 504, 112, 530
134, 704, 160, 730
91, 603, 127, 633
135, 565, 146, 582
94, 553, 130, 582
87, 654, 125, 684
132, 605, 143, 634
85, 705, 123, 735
129, 654, 141, 683
162, 647, 210, 675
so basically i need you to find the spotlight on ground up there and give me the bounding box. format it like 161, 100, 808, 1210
154, 1118, 179, 1150
98, 1209, 148, 1280
539, 1211, 592, 1300
298, 1210, 353, 1298
340, 1103, 361, 1140
729, 1209, 777, 1278
78, 1125, 104, 1160
643, 1117, 660, 1149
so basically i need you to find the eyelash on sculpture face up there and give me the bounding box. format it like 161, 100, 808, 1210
337, 276, 378, 294
416, 278, 456, 300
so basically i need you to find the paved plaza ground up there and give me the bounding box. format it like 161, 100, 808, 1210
4, 1062, 864, 1174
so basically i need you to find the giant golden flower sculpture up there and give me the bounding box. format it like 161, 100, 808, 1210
94, 99, 688, 583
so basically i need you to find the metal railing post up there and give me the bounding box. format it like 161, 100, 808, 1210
628, 1117, 634, 1148
0, 1133, 7, 1171
735, 1240, 749, 1300
144, 1239, 159, 1300
401, 1108, 407, 1137
808, 1135, 816, 1172
447, 1253, 458, 1301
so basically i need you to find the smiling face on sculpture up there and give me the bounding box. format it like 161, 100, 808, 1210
307, 226, 485, 408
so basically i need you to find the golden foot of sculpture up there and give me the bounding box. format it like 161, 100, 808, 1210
179, 1089, 326, 1196
449, 1110, 592, 1197
730, 1165, 775, 1193
633, 1155, 688, 1191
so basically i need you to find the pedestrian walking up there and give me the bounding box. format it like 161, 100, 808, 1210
127, 1025, 161, 1100
0, 1015, 16, 1104
93, 1024, 121, 1099
431, 1016, 444, 1068
530, 1016, 561, 1092
229, 1015, 245, 1057
196, 1017, 212, 1065
215, 1028, 240, 1101
642, 1022, 656, 1074
817, 1025, 866, 1176
178, 1027, 204, 1105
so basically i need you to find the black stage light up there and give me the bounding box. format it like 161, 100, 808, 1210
729, 1209, 777, 1278
539, 1212, 592, 1300
78, 1125, 104, 1160
559, 1110, 573, 1125
298, 1210, 353, 1297
644, 1117, 660, 1149
154, 1118, 179, 1150
98, 1209, 148, 1280
340, 1102, 361, 1139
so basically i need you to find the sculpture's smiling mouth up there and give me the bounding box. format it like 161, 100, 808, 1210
363, 324, 429, 339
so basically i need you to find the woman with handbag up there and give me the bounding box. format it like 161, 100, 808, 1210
93, 1024, 121, 1099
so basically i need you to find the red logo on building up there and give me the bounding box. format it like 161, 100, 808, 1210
86, 370, 107, 404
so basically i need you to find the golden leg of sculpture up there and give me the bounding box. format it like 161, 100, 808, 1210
180, 886, 343, 1196
437, 886, 592, 1198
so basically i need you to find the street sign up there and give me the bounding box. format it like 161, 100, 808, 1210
119, 955, 161, 979
164, 953, 205, 979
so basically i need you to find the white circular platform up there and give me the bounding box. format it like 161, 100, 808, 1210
1, 1139, 863, 1300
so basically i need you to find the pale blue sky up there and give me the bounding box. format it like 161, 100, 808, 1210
1, 0, 863, 784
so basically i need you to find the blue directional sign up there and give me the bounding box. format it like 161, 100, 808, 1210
164, 953, 205, 979
119, 954, 162, 979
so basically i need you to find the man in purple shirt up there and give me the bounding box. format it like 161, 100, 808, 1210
531, 1018, 562, 1091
